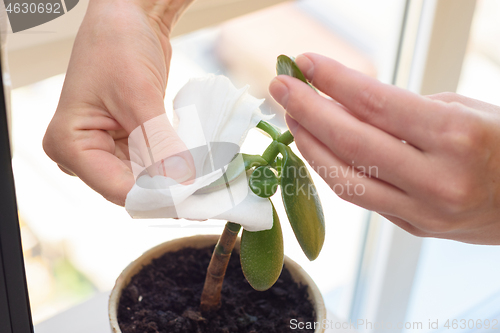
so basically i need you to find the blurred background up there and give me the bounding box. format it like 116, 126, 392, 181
6, 0, 500, 331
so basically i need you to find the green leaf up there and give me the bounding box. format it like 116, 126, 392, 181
279, 145, 325, 261
276, 55, 308, 84
195, 154, 246, 195
249, 166, 279, 198
273, 157, 282, 178
276, 55, 317, 91
196, 153, 269, 195
240, 202, 284, 291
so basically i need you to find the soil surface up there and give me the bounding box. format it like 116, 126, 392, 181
118, 245, 315, 333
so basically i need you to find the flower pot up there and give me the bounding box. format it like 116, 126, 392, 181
109, 234, 326, 333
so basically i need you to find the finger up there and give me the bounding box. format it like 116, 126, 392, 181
290, 119, 413, 216
427, 92, 500, 115
288, 114, 437, 235
139, 114, 195, 183
380, 214, 430, 238
140, 0, 196, 32
138, 116, 195, 184
294, 53, 445, 149
114, 137, 130, 161
58, 164, 76, 176
46, 126, 135, 206
286, 116, 436, 237
272, 77, 426, 192
98, 80, 195, 182
72, 150, 135, 206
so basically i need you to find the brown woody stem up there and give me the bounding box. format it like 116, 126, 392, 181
200, 222, 241, 312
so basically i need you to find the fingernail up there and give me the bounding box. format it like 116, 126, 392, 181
269, 77, 289, 108
159, 156, 193, 183
295, 54, 314, 79
285, 113, 299, 136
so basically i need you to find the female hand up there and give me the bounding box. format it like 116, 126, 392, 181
43, 0, 196, 206
269, 53, 500, 245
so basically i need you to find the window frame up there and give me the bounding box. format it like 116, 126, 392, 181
0, 51, 34, 333
3, 0, 477, 330
349, 1, 477, 331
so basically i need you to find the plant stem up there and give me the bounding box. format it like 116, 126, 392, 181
200, 222, 241, 312
243, 154, 268, 170
261, 140, 280, 164
256, 121, 281, 140
278, 130, 294, 145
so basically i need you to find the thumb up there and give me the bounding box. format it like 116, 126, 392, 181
129, 112, 196, 183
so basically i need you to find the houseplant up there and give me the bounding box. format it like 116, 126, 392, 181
109, 56, 327, 332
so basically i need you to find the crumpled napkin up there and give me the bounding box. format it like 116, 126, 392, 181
125, 75, 274, 231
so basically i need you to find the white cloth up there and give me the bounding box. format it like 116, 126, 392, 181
125, 75, 274, 231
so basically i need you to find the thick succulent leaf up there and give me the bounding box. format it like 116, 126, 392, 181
194, 154, 245, 195
276, 55, 308, 84
276, 55, 317, 91
195, 154, 268, 195
240, 202, 284, 291
280, 145, 325, 260
249, 166, 279, 198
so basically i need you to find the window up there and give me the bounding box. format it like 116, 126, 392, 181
404, 1, 500, 331
6, 0, 445, 330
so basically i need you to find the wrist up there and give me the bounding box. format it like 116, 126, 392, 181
88, 0, 194, 35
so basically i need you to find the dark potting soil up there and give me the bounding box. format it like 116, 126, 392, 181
118, 245, 315, 333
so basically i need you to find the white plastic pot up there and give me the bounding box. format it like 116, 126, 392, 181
109, 234, 326, 333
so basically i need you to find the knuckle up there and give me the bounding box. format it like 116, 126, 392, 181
126, 80, 162, 105
147, 132, 186, 163
328, 179, 361, 204
285, 84, 311, 115
444, 115, 485, 156
418, 219, 456, 234
404, 225, 428, 237
43, 115, 81, 164
354, 85, 387, 121
141, 117, 185, 163
409, 208, 457, 234
431, 178, 477, 215
331, 131, 362, 163
43, 122, 62, 162
42, 132, 55, 160
336, 186, 355, 203
428, 92, 459, 102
